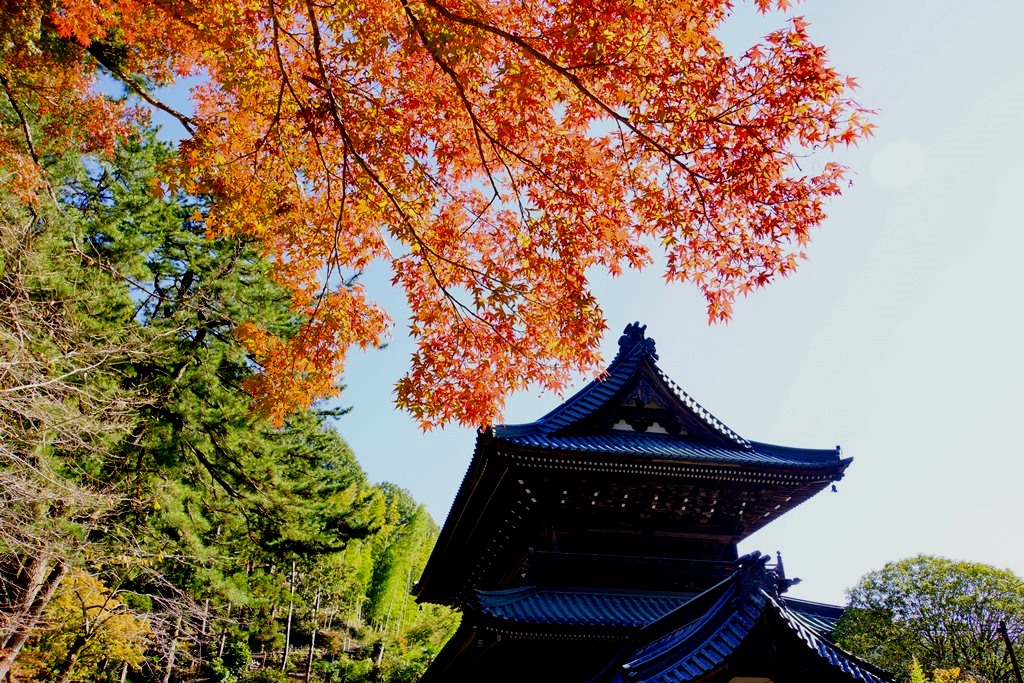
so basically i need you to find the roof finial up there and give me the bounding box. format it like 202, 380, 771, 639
735, 551, 800, 597
618, 322, 658, 360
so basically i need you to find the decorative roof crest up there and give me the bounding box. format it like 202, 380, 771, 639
735, 551, 800, 598
618, 322, 658, 361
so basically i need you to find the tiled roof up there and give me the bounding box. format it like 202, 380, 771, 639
785, 597, 845, 634
495, 324, 747, 445
476, 587, 694, 629
494, 432, 844, 470
415, 324, 850, 607
493, 353, 645, 438
622, 586, 759, 681
492, 323, 846, 473
777, 601, 888, 683
600, 553, 891, 683
476, 585, 844, 634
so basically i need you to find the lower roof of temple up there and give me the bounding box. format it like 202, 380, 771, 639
473, 584, 844, 635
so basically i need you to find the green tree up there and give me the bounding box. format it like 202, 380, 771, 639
0, 120, 146, 680
835, 555, 1024, 682
67, 131, 395, 680
2, 120, 456, 681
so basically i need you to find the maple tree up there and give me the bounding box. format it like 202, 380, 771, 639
1, 0, 872, 427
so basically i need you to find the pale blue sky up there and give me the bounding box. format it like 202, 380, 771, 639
332, 0, 1024, 605
149, 0, 1024, 604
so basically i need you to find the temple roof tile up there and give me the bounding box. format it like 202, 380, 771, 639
598, 553, 890, 683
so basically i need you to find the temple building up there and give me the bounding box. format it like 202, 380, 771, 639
414, 323, 892, 683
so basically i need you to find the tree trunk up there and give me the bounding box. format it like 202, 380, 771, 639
396, 563, 414, 638
0, 558, 68, 681
161, 614, 182, 683
281, 561, 296, 672
304, 587, 321, 683
1, 556, 48, 649
217, 604, 231, 659
199, 599, 209, 664
51, 633, 87, 683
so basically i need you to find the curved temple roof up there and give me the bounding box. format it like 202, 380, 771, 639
596, 552, 890, 683
416, 324, 888, 683
491, 323, 849, 474
476, 586, 695, 630
474, 585, 844, 636
416, 323, 852, 606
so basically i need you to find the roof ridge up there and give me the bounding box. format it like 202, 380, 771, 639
495, 323, 750, 448
765, 593, 891, 683
653, 367, 749, 449
603, 554, 892, 683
